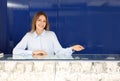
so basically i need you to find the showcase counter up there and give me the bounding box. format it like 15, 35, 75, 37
0, 54, 120, 81
1, 54, 120, 60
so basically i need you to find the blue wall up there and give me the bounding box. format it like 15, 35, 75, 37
0, 0, 9, 53
0, 0, 120, 54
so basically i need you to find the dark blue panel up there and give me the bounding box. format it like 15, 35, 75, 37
0, 0, 8, 53
57, 0, 88, 53
86, 0, 120, 54
58, 0, 120, 54
87, 8, 120, 53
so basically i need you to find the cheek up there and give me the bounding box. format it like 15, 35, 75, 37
36, 22, 39, 25
44, 23, 47, 26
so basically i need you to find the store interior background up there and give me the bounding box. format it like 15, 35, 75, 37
0, 0, 120, 55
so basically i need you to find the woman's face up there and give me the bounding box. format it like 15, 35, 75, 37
36, 15, 46, 31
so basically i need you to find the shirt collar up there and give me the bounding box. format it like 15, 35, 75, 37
34, 29, 46, 38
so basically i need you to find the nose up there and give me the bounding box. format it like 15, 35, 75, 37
40, 20, 44, 24
41, 21, 45, 25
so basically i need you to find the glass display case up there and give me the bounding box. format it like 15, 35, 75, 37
0, 54, 120, 60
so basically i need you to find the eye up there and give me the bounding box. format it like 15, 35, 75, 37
43, 20, 46, 23
37, 19, 41, 21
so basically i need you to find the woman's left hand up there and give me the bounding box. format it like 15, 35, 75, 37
32, 50, 48, 59
71, 45, 85, 51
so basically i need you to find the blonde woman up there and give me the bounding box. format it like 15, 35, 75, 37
13, 11, 85, 59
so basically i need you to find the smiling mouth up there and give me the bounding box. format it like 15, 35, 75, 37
38, 24, 44, 27
37, 26, 43, 29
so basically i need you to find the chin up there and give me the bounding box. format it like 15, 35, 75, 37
38, 27, 44, 30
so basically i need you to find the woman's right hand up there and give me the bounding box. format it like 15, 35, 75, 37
32, 50, 48, 59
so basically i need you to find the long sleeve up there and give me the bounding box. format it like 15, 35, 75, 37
51, 32, 73, 57
12, 33, 33, 56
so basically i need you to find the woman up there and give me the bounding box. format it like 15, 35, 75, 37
13, 11, 85, 59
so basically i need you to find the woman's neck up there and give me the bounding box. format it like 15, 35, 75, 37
36, 29, 44, 35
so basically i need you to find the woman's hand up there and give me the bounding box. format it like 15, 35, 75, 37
32, 50, 48, 59
71, 45, 85, 51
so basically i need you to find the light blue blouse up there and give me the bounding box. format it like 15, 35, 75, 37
12, 30, 73, 59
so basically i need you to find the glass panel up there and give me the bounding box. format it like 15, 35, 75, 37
0, 53, 120, 60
